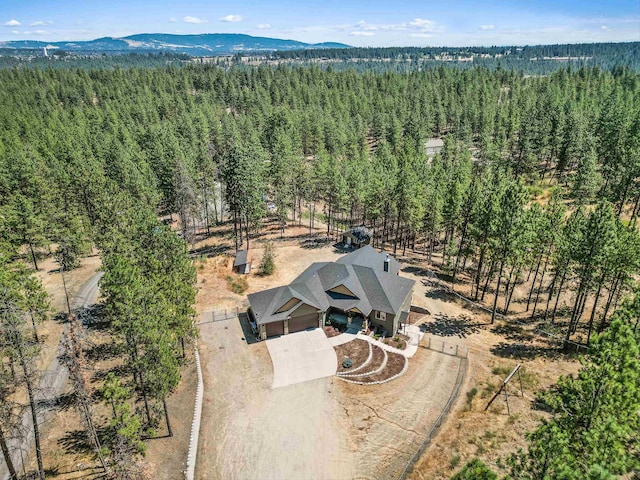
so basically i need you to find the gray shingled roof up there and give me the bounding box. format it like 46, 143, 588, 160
234, 250, 249, 267
248, 246, 414, 325
336, 245, 401, 275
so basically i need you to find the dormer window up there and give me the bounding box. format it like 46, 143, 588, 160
375, 311, 386, 321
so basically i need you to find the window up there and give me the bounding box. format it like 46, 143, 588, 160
375, 311, 386, 321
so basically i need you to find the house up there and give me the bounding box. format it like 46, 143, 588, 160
425, 138, 444, 157
247, 246, 414, 340
342, 226, 372, 249
233, 250, 251, 274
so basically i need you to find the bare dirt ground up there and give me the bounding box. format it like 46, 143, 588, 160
397, 263, 579, 479
196, 314, 460, 480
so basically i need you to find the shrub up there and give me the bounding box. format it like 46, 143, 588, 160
449, 454, 461, 469
451, 458, 497, 480
342, 358, 353, 368
465, 387, 478, 410
260, 242, 276, 275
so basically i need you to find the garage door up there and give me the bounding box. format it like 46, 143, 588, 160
289, 313, 318, 333
265, 321, 284, 337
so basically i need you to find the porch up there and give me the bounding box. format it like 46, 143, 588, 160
326, 309, 365, 335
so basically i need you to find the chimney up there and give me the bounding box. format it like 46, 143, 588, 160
384, 254, 390, 273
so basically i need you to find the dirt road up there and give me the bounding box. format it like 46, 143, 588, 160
0, 272, 103, 480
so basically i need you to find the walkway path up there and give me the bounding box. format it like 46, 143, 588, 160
329, 323, 425, 357
0, 272, 103, 480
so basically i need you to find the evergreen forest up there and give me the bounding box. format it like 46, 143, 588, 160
0, 58, 639, 478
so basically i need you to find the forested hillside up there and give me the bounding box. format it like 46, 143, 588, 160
0, 61, 639, 477
265, 42, 640, 73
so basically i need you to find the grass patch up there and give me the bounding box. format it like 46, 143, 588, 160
226, 275, 248, 294
491, 365, 538, 389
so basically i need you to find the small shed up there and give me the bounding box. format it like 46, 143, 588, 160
233, 250, 251, 274
342, 226, 372, 249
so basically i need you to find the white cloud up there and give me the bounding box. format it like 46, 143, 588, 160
257, 23, 271, 29
350, 31, 375, 37
342, 18, 442, 34
30, 21, 47, 26
220, 14, 244, 22
411, 33, 433, 38
11, 30, 19, 34
480, 24, 495, 30
408, 18, 435, 29
601, 25, 609, 30
183, 16, 207, 24
24, 30, 47, 35
169, 17, 178, 23
4, 19, 21, 27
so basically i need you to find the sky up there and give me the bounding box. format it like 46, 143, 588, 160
1, 0, 639, 47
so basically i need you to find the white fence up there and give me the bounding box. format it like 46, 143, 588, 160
184, 344, 204, 480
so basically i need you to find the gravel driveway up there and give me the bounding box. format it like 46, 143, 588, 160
266, 329, 338, 388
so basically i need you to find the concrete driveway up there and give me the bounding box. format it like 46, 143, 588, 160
266, 328, 337, 388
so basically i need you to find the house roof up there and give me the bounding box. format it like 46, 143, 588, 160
248, 246, 414, 325
336, 245, 401, 275
425, 138, 444, 149
234, 250, 249, 267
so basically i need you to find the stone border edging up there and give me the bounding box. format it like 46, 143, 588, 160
339, 345, 388, 378
338, 340, 373, 374
337, 355, 408, 385
184, 344, 204, 480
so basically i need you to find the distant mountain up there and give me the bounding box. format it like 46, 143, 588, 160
0, 33, 351, 56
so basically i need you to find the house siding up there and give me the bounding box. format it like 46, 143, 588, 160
291, 303, 318, 318
368, 310, 395, 336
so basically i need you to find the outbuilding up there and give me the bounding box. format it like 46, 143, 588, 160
233, 250, 251, 274
342, 226, 372, 249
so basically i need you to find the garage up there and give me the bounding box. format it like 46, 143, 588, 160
289, 313, 318, 333
265, 321, 284, 337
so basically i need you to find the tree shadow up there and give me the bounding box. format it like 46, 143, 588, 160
81, 304, 111, 331
401, 265, 431, 277
75, 305, 101, 326
59, 425, 114, 456
299, 237, 334, 249
425, 288, 449, 300
84, 341, 122, 362
189, 243, 231, 259
91, 364, 130, 383
490, 342, 564, 360
37, 392, 76, 412
420, 313, 483, 338
491, 323, 535, 343
53, 311, 70, 324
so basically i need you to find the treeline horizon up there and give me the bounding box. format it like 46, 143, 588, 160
265, 41, 640, 73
